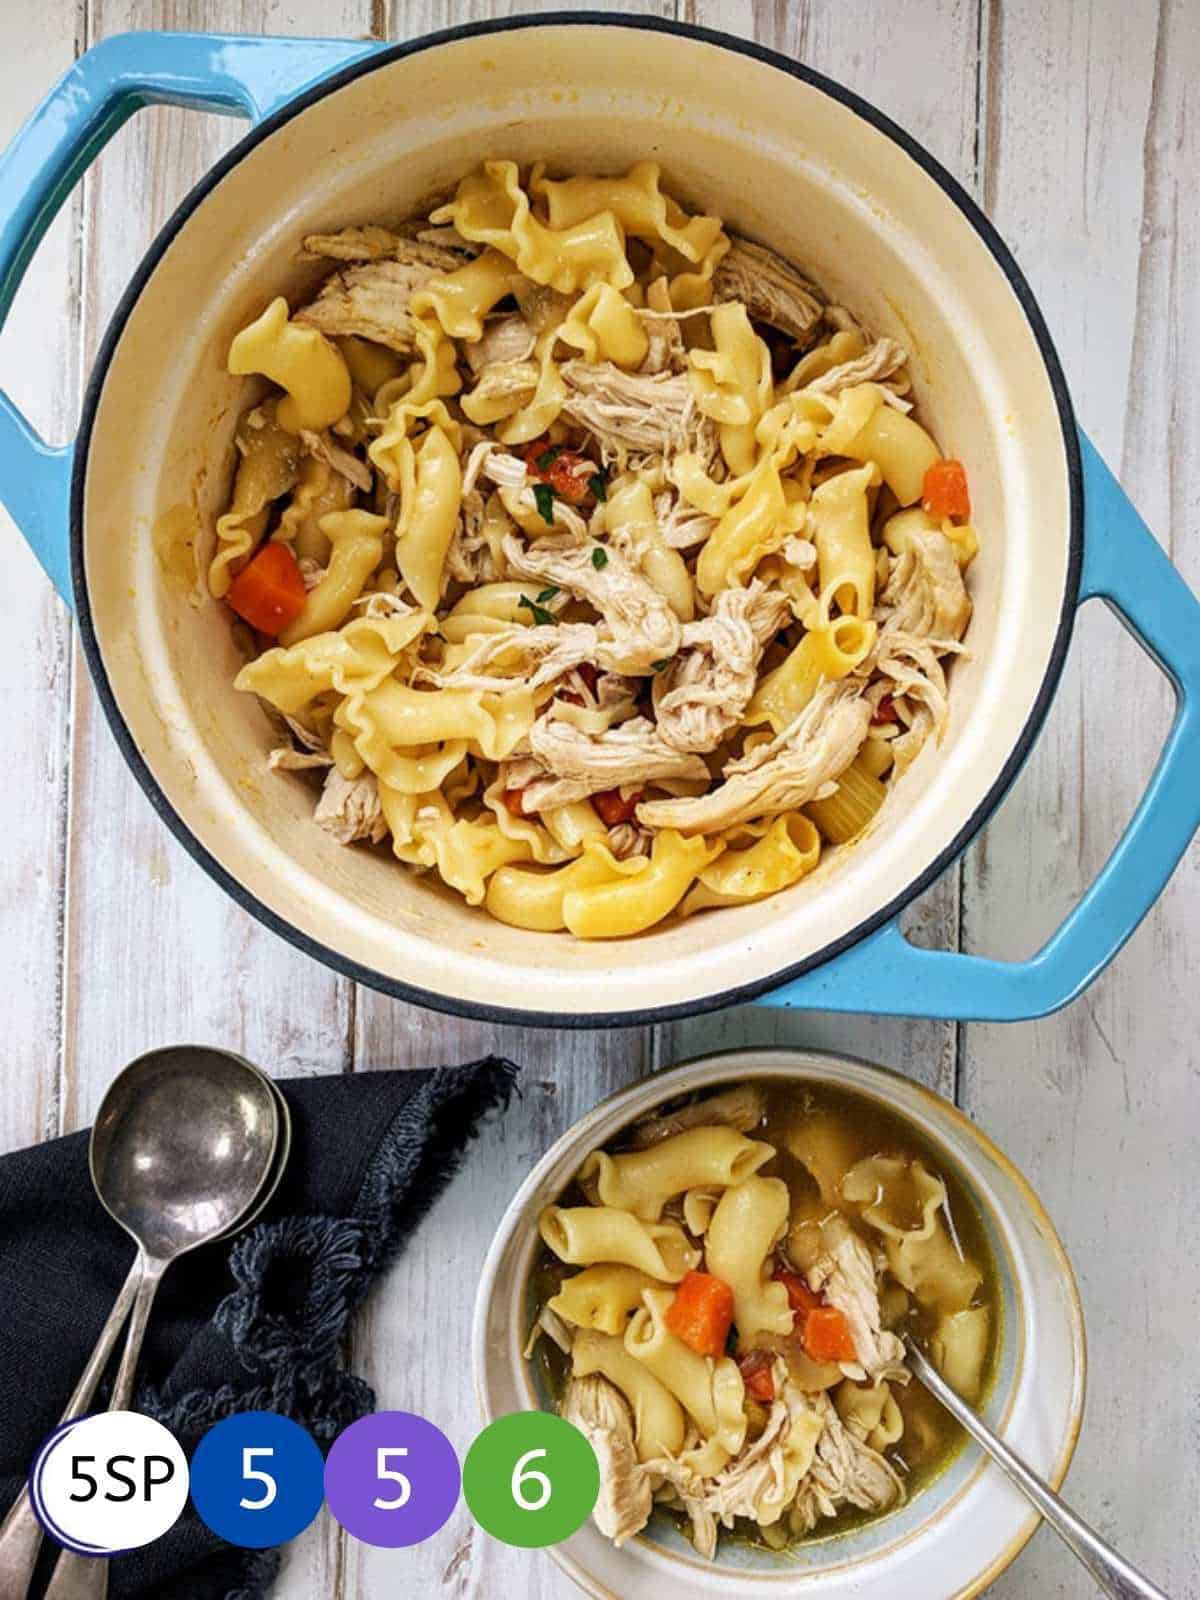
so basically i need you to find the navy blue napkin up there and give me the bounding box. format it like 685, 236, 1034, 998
0, 1059, 518, 1598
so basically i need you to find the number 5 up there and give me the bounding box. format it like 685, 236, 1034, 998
374, 1447, 411, 1510
512, 1448, 551, 1512
240, 1448, 277, 1510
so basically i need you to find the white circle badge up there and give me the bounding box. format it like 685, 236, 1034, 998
30, 1412, 190, 1555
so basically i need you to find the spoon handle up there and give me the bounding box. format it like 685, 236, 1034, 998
906, 1342, 1169, 1600
41, 1265, 166, 1600
0, 1258, 142, 1600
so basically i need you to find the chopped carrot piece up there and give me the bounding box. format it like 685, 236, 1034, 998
773, 1267, 822, 1317
592, 788, 642, 827
502, 788, 529, 818
523, 441, 595, 505
922, 458, 971, 521
226, 541, 307, 636
738, 1349, 776, 1403
802, 1305, 858, 1364
665, 1270, 735, 1360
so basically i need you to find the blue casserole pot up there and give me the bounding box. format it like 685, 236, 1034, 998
0, 17, 1196, 1026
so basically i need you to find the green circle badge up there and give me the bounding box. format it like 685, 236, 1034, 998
462, 1412, 599, 1547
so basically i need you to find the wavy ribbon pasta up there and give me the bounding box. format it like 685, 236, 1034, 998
216, 159, 977, 939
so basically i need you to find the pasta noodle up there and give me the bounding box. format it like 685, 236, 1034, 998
485, 840, 646, 932
561, 830, 722, 939
214, 160, 978, 935
805, 755, 888, 844
811, 461, 881, 620
539, 1205, 700, 1281
680, 814, 820, 913
571, 1329, 686, 1461
227, 296, 351, 433
580, 1126, 774, 1220
549, 1265, 664, 1336
705, 1176, 794, 1346
746, 616, 876, 732
279, 511, 387, 645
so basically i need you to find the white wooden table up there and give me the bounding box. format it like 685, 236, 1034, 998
0, 2, 1195, 1595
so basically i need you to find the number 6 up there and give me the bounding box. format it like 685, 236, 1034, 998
374, 1447, 411, 1510
511, 1448, 551, 1512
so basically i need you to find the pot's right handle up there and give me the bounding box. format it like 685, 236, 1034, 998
0, 30, 378, 601
758, 431, 1200, 1021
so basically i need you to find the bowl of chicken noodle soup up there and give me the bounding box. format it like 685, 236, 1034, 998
474, 1049, 1085, 1597
4, 18, 1198, 1022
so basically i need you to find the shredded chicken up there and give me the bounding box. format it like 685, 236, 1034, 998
712, 236, 825, 345
637, 680, 871, 834
300, 224, 404, 262
523, 715, 710, 808
297, 557, 326, 592
481, 453, 591, 540
298, 429, 373, 493
503, 532, 683, 674
655, 489, 719, 550
267, 722, 332, 771
443, 488, 491, 585
879, 525, 972, 643
561, 361, 716, 465
789, 1393, 905, 1535
465, 314, 537, 373
805, 337, 909, 403
872, 631, 962, 777
807, 1223, 909, 1382
417, 621, 596, 694
295, 241, 462, 351
639, 276, 688, 375
607, 822, 651, 860
464, 359, 539, 418
629, 1084, 767, 1149
644, 1370, 827, 1559
353, 589, 416, 622
654, 582, 791, 753
313, 768, 388, 845
562, 1376, 653, 1548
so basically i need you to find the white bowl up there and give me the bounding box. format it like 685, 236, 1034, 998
473, 1048, 1085, 1598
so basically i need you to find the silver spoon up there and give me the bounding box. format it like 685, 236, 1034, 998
0, 1046, 279, 1600
904, 1336, 1170, 1600
218, 1069, 291, 1238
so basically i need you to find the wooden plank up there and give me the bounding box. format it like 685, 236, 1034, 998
65, 0, 376, 1109
337, 7, 668, 1598
0, 6, 79, 1155
962, 0, 1198, 1594
661, 0, 984, 1099
69, 4, 377, 1597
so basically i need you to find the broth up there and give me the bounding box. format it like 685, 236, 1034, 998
527, 1076, 1001, 1558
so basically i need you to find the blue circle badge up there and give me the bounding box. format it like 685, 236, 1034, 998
190, 1412, 325, 1549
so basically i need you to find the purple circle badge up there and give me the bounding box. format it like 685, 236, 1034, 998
324, 1412, 461, 1548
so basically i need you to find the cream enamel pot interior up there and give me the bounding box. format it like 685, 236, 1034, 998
1, 18, 1198, 1027
474, 1048, 1086, 1598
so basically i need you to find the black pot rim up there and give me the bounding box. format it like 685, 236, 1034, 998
71, 11, 1084, 1031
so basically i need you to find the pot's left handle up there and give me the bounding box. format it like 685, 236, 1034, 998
0, 30, 379, 602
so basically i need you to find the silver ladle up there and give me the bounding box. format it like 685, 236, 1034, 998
0, 1047, 281, 1600
904, 1336, 1170, 1599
